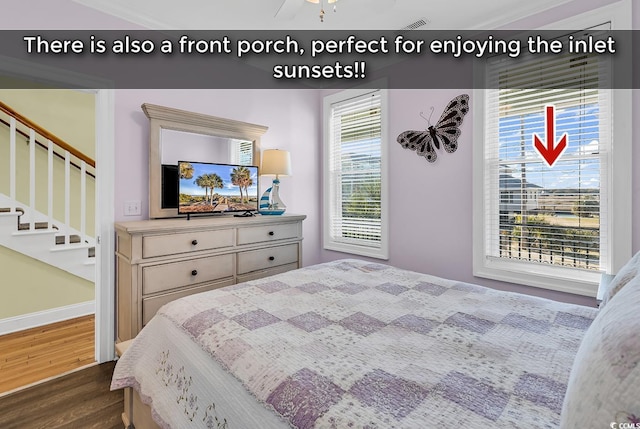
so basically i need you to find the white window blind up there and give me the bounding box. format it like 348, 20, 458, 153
481, 27, 613, 288
229, 139, 254, 166
324, 89, 388, 259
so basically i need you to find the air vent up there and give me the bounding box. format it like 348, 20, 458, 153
400, 18, 430, 31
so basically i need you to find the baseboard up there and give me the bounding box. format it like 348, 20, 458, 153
0, 301, 95, 336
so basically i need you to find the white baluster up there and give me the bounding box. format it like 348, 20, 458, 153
29, 129, 35, 230
81, 161, 86, 243
65, 150, 70, 245
48, 140, 53, 230
9, 117, 16, 212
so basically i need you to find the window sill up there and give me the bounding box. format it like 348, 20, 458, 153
474, 257, 600, 297
324, 241, 388, 260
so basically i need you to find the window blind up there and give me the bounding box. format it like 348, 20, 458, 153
229, 139, 254, 166
327, 90, 382, 249
483, 27, 611, 272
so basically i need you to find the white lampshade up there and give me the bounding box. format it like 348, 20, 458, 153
260, 149, 292, 177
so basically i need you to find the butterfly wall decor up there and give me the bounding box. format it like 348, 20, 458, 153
397, 94, 470, 163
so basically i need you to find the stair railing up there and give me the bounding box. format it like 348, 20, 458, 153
0, 101, 95, 245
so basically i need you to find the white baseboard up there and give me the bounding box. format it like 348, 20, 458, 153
0, 301, 95, 336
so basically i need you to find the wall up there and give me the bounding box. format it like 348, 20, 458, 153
0, 90, 96, 158
0, 90, 95, 319
0, 246, 94, 318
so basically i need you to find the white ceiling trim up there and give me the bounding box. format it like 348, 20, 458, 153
468, 0, 574, 30
72, 0, 173, 29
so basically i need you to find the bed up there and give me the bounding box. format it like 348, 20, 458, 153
111, 257, 640, 429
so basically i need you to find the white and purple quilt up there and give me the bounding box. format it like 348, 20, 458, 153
111, 259, 598, 428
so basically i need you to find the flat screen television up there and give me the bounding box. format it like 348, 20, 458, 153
177, 161, 259, 216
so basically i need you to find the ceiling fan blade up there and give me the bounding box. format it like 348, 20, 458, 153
274, 0, 305, 19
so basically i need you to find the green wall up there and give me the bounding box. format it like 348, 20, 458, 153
0, 246, 94, 318
0, 90, 95, 319
0, 89, 95, 157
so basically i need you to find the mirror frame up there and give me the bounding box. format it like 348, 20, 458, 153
142, 103, 268, 219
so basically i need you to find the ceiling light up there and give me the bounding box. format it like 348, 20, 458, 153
306, 0, 338, 22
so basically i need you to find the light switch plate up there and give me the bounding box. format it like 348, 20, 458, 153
124, 200, 141, 216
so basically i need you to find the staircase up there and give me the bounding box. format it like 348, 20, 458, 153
0, 102, 95, 282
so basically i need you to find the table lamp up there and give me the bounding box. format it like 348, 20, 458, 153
259, 149, 292, 215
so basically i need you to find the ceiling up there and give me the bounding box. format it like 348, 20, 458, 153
73, 0, 573, 31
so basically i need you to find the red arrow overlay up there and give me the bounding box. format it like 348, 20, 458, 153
533, 105, 568, 167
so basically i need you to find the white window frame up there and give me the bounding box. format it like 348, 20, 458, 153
323, 88, 389, 260
472, 0, 632, 297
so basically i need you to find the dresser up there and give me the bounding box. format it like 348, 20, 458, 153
115, 213, 305, 342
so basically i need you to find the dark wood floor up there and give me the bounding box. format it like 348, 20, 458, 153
0, 361, 123, 429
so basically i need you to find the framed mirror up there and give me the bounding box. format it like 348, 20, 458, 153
143, 103, 268, 219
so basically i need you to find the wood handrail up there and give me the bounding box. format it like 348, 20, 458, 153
0, 117, 96, 179
0, 101, 95, 168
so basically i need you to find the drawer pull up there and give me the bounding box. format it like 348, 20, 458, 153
191, 269, 198, 276
268, 231, 275, 236
191, 239, 198, 246
269, 256, 275, 261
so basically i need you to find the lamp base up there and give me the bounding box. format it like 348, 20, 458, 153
259, 180, 286, 215
259, 209, 286, 216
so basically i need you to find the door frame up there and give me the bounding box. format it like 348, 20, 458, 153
94, 89, 115, 363
0, 59, 116, 362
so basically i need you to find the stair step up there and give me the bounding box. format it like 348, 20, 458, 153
48, 243, 95, 268
12, 228, 58, 238
18, 222, 51, 231
0, 199, 94, 282
54, 237, 95, 259
51, 243, 95, 259
0, 207, 25, 215
49, 243, 92, 251
55, 235, 81, 245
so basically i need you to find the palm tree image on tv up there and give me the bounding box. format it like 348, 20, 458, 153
178, 162, 259, 214
231, 166, 253, 204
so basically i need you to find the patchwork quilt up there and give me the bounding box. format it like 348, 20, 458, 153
111, 259, 598, 429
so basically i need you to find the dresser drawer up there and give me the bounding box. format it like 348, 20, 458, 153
237, 262, 299, 283
237, 243, 299, 274
237, 222, 299, 245
143, 253, 234, 295
142, 278, 234, 325
142, 228, 234, 258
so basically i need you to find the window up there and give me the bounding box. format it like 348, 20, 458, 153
229, 139, 254, 166
323, 89, 388, 259
473, 8, 632, 296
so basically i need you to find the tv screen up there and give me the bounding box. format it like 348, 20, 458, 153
177, 161, 259, 215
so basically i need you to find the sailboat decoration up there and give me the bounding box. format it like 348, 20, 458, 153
259, 179, 286, 215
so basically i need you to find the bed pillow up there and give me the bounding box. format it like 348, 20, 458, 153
600, 250, 640, 307
559, 274, 640, 428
